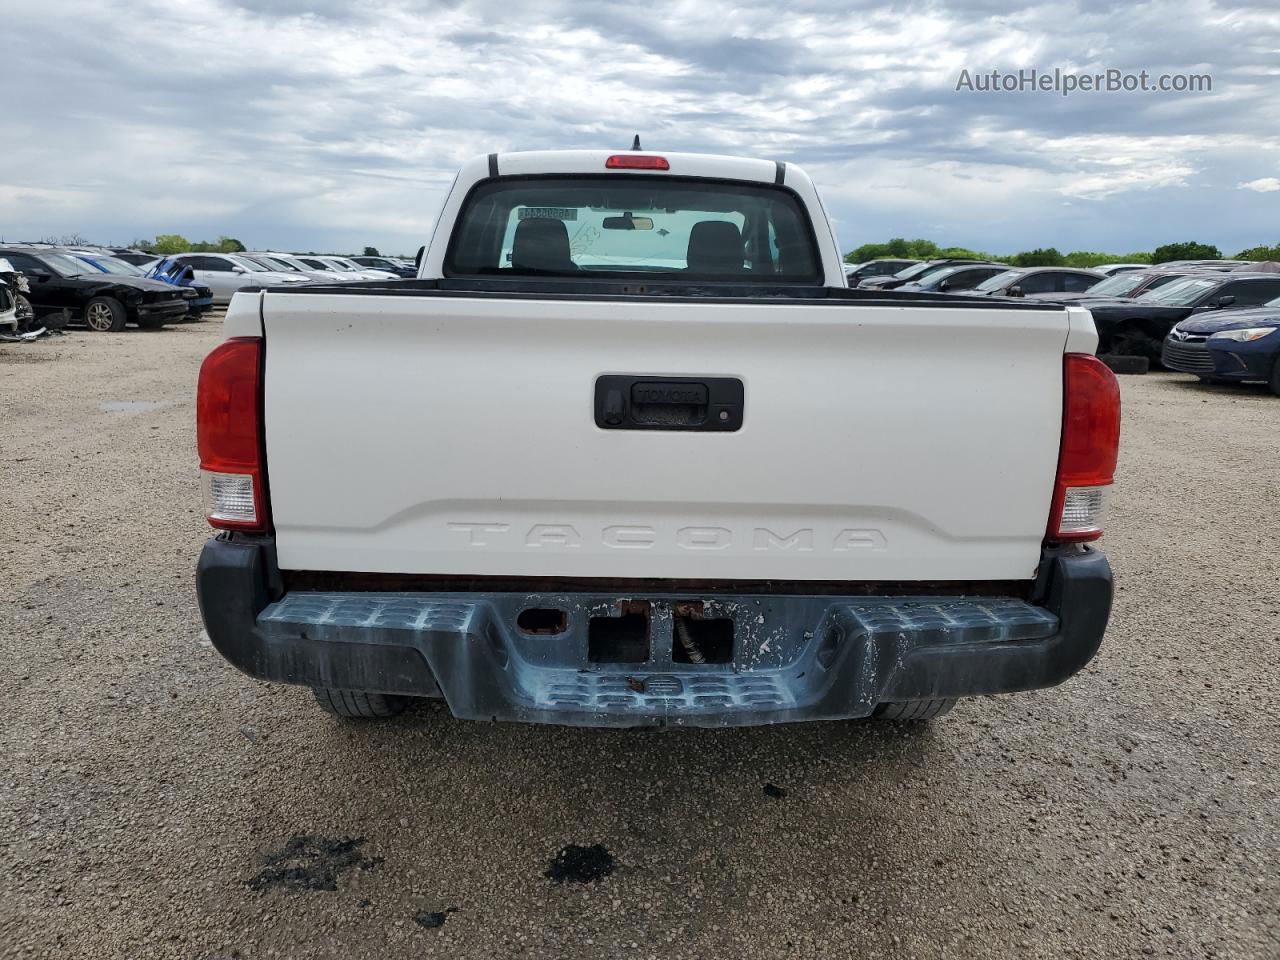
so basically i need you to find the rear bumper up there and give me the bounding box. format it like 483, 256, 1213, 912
197, 539, 1112, 727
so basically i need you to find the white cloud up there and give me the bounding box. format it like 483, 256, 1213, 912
1238, 177, 1280, 192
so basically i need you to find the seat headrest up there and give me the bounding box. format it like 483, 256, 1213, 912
686, 221, 744, 274
512, 218, 574, 272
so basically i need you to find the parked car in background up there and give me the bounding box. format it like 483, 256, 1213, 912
1026, 268, 1210, 304
165, 253, 311, 304
327, 255, 400, 280
351, 255, 417, 278
294, 256, 397, 281
1093, 263, 1149, 276
242, 252, 334, 281
843, 258, 919, 285
1163, 301, 1280, 393
895, 264, 1008, 293
0, 248, 190, 331
240, 253, 330, 282
972, 267, 1106, 298
144, 258, 216, 316
858, 258, 992, 290
294, 256, 359, 277
1088, 273, 1280, 358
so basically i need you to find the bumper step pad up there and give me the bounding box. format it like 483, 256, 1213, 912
254, 592, 1060, 727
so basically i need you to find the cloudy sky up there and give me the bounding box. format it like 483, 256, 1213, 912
2, 0, 1278, 257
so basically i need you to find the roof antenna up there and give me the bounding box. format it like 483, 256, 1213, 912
631, 134, 642, 151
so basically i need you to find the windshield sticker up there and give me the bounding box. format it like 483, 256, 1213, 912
518, 207, 578, 221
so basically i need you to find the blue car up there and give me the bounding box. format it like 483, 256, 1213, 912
1163, 302, 1280, 395
146, 257, 215, 316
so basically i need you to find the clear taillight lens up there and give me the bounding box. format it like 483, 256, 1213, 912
201, 471, 258, 526
1056, 485, 1107, 537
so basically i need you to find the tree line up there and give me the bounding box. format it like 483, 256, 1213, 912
132, 235, 248, 255
845, 239, 1280, 267
127, 237, 386, 257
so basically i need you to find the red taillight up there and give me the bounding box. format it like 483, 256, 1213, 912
1048, 353, 1121, 542
197, 337, 268, 533
605, 155, 670, 170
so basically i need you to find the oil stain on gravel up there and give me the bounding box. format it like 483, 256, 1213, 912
245, 835, 383, 892
544, 844, 616, 884
413, 907, 458, 928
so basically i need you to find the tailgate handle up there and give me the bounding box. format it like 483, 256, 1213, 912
594, 376, 743, 431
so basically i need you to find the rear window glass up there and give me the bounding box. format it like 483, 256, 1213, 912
1137, 277, 1217, 304
445, 176, 821, 281
976, 270, 1023, 291
1087, 272, 1147, 297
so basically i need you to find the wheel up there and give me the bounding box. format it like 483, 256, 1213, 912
1270, 357, 1280, 397
1099, 355, 1149, 375
311, 687, 407, 718
83, 297, 126, 332
872, 698, 958, 721
1107, 330, 1160, 364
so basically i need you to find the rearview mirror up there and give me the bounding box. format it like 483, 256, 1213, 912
27, 270, 52, 281
231, 265, 246, 274
1215, 295, 1236, 308
1007, 284, 1024, 297
602, 213, 654, 230
937, 279, 953, 291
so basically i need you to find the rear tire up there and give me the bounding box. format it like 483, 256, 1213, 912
872, 698, 958, 721
1099, 354, 1149, 375
83, 297, 126, 332
311, 687, 407, 718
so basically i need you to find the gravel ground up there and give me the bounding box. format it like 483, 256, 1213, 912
1, 320, 1278, 960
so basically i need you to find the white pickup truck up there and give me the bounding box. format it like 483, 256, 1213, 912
196, 149, 1120, 726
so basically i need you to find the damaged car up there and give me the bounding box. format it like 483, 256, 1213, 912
142, 258, 216, 317
0, 248, 190, 331
1, 256, 30, 331
0, 264, 16, 334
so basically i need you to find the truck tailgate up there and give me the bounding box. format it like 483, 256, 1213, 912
260, 293, 1068, 581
